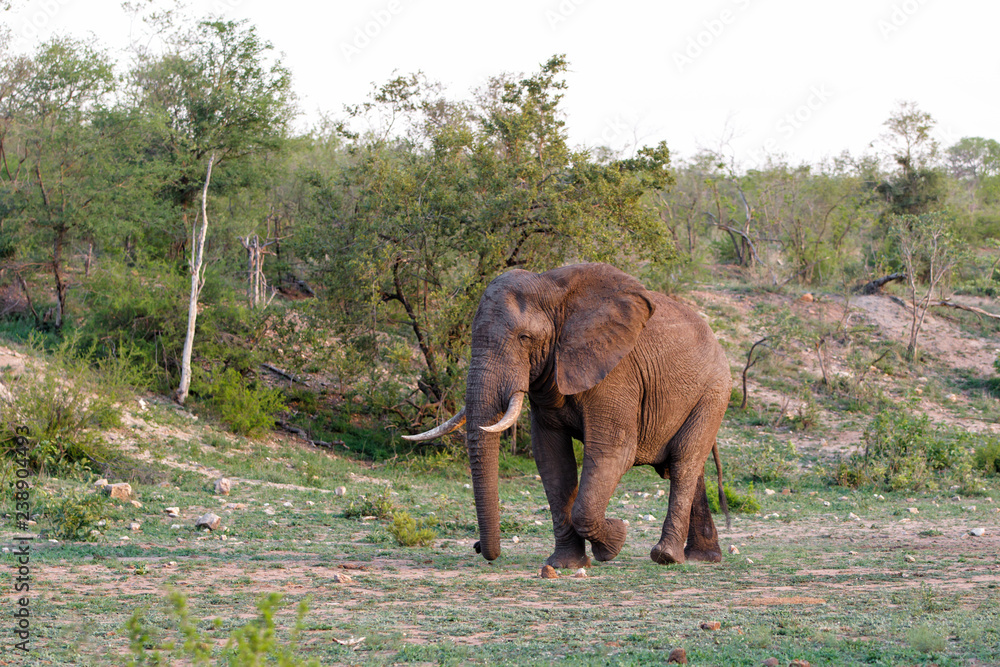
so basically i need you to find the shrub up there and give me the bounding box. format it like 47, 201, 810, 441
727, 439, 798, 483
39, 487, 108, 541
199, 368, 285, 436
343, 488, 395, 520
834, 411, 975, 491
707, 481, 761, 514
126, 591, 319, 666
974, 437, 1000, 475
388, 511, 438, 547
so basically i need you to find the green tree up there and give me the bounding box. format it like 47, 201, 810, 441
0, 36, 115, 328
295, 56, 674, 415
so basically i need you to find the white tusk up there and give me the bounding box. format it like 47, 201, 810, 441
480, 392, 525, 433
401, 407, 466, 441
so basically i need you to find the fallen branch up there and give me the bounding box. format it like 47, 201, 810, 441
276, 419, 341, 449
261, 363, 306, 384
853, 273, 906, 295
932, 300, 1000, 320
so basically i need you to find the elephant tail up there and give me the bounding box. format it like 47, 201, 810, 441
712, 441, 731, 530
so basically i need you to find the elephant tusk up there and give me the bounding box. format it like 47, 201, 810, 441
480, 392, 525, 433
401, 407, 467, 441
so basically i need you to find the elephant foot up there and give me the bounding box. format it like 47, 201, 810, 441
650, 540, 685, 565
684, 546, 722, 563
589, 518, 627, 562
546, 550, 591, 569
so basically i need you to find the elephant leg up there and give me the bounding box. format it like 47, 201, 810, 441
650, 397, 726, 565
683, 474, 721, 562
571, 430, 637, 562
532, 420, 590, 569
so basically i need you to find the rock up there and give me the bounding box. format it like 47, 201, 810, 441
656, 489, 665, 497
540, 565, 559, 579
781, 488, 791, 495
512, 536, 520, 544
963, 505, 977, 512
848, 551, 858, 555
103, 483, 133, 501
799, 293, 814, 303
572, 568, 587, 578
165, 507, 180, 517
306, 501, 315, 506
224, 503, 247, 510
642, 514, 656, 521
264, 507, 276, 515
214, 478, 231, 496
195, 512, 222, 531
667, 647, 688, 664
764, 488, 776, 496
970, 527, 986, 537
838, 496, 850, 501
129, 522, 141, 531
945, 393, 959, 403
94, 478, 109, 489
907, 507, 919, 514
904, 555, 916, 563
130, 500, 143, 508
332, 573, 353, 583
700, 621, 721, 631
728, 545, 740, 555
847, 513, 861, 522
282, 501, 293, 507
763, 659, 780, 667
334, 486, 347, 496
822, 501, 831, 507
789, 661, 811, 667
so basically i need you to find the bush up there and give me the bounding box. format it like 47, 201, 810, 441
727, 439, 798, 483
126, 591, 319, 666
974, 437, 1000, 475
39, 487, 108, 541
388, 511, 437, 547
198, 368, 285, 437
343, 488, 395, 520
0, 339, 120, 476
707, 481, 761, 514
833, 411, 974, 491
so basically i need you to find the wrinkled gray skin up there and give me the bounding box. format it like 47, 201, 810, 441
446, 262, 729, 567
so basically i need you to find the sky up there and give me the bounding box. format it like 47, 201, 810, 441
5, 0, 999, 168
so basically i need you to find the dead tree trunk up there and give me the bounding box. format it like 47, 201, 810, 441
176, 152, 215, 405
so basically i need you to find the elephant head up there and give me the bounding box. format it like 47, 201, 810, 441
405, 263, 656, 561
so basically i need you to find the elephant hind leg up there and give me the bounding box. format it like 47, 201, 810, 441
683, 473, 721, 562
650, 393, 727, 565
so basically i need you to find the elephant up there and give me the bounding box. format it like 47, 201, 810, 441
404, 262, 731, 568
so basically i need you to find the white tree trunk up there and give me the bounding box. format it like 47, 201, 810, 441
176, 152, 215, 404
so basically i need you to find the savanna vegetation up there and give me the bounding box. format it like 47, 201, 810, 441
1, 12, 999, 667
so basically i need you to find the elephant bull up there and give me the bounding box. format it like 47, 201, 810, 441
405, 262, 730, 567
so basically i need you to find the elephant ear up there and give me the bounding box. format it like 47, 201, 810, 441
554, 266, 655, 396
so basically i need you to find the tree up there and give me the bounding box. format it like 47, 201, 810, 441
0, 36, 115, 328
125, 19, 294, 401
875, 102, 946, 217
295, 56, 675, 414
891, 213, 960, 362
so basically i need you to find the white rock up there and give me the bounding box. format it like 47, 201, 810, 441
306, 501, 315, 506
334, 486, 347, 496
847, 513, 861, 521
165, 507, 180, 517
129, 522, 141, 531
332, 573, 353, 584
908, 507, 919, 514
283, 502, 293, 507
214, 478, 232, 496
764, 488, 776, 496
656, 489, 665, 497
170, 524, 182, 530
643, 514, 656, 522
970, 527, 986, 537
822, 501, 831, 507
511, 536, 520, 544
94, 478, 109, 489
838, 496, 850, 501
904, 554, 916, 562
573, 568, 587, 578
963, 506, 977, 512
195, 512, 222, 531
728, 545, 740, 555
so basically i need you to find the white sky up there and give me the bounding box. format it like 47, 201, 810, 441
5, 0, 999, 167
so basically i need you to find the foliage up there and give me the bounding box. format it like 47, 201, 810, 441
707, 481, 762, 514
727, 439, 799, 484
833, 411, 973, 491
38, 486, 108, 541
388, 510, 438, 547
0, 339, 119, 476
974, 437, 1000, 475
343, 488, 396, 520
197, 367, 285, 436
126, 591, 318, 666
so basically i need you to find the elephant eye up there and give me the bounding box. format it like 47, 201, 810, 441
518, 332, 532, 344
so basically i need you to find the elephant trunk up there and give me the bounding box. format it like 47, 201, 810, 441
465, 362, 524, 561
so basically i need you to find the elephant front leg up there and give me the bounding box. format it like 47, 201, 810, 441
532, 421, 590, 569
571, 437, 636, 563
